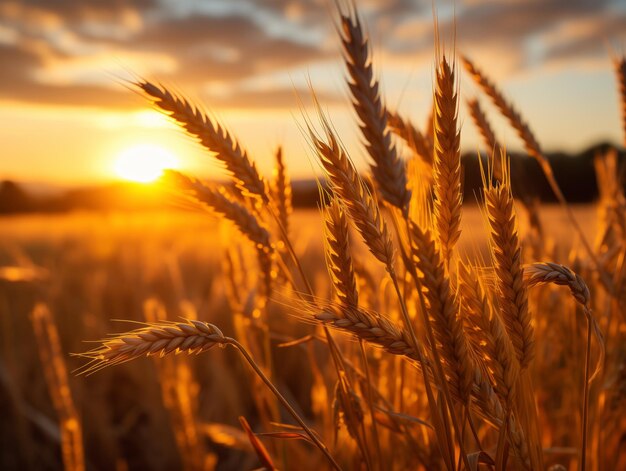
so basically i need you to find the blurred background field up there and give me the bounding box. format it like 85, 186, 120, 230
0, 204, 598, 470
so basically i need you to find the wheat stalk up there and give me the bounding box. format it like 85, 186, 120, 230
332, 374, 365, 442
32, 304, 85, 471
323, 195, 384, 464
462, 57, 610, 296
166, 170, 273, 298
524, 261, 604, 470
433, 55, 462, 266
169, 171, 269, 249
470, 373, 531, 470
76, 320, 341, 470
137, 80, 268, 202
467, 98, 498, 156
337, 6, 410, 214
310, 115, 463, 466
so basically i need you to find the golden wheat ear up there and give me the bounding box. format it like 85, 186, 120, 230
461, 56, 542, 163
313, 306, 421, 361
76, 320, 341, 469
324, 197, 359, 310
408, 221, 476, 403
136, 80, 269, 203
432, 54, 462, 267
336, 4, 411, 215
74, 320, 228, 375
457, 261, 519, 409
272, 146, 292, 238
483, 159, 534, 370
310, 120, 395, 268
387, 110, 434, 167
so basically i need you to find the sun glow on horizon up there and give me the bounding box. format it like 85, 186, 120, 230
114, 144, 179, 183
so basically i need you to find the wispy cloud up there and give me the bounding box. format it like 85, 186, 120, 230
0, 0, 623, 109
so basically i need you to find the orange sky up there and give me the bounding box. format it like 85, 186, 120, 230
0, 0, 624, 186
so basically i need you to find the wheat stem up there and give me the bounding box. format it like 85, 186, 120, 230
77, 321, 341, 470
229, 339, 342, 471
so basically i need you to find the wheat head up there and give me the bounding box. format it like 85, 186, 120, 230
325, 197, 359, 310
409, 221, 475, 402
311, 126, 395, 268
137, 80, 268, 202
485, 180, 534, 370
462, 56, 543, 163
76, 320, 227, 374
387, 110, 433, 167
458, 262, 519, 408
337, 7, 410, 214
433, 55, 462, 265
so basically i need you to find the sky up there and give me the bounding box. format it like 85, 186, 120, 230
0, 0, 625, 186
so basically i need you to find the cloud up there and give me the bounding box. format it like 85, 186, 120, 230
541, 14, 626, 64
131, 14, 330, 83
0, 44, 132, 107
385, 0, 625, 74
0, 0, 623, 111
0, 1, 334, 109
4, 0, 157, 22
200, 86, 342, 110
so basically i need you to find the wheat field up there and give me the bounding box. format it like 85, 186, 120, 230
2, 3, 626, 471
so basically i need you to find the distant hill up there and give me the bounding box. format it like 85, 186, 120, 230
0, 142, 624, 214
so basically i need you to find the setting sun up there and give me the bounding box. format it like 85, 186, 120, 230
114, 144, 179, 183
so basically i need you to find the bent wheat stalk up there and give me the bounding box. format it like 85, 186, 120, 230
524, 262, 604, 471
76, 320, 341, 471
525, 262, 590, 308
